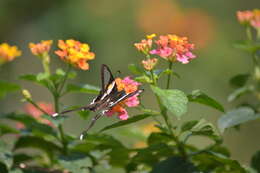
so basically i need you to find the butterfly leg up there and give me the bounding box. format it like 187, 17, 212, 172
79, 113, 103, 140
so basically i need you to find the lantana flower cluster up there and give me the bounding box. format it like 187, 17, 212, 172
29, 40, 53, 56
0, 43, 21, 65
105, 77, 141, 120
55, 39, 95, 70
237, 9, 260, 30
135, 34, 196, 67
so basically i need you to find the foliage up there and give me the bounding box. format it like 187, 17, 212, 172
0, 11, 260, 172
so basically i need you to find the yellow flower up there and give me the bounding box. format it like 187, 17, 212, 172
29, 40, 53, 56
146, 33, 156, 39
0, 43, 21, 64
55, 39, 95, 70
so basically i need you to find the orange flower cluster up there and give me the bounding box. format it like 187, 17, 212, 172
29, 40, 53, 56
55, 39, 95, 70
237, 9, 260, 29
0, 43, 21, 65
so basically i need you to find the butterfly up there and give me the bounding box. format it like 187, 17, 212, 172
52, 64, 143, 140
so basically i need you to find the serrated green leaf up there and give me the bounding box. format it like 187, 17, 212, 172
13, 154, 33, 166
66, 84, 100, 94
100, 114, 154, 132
0, 141, 13, 170
151, 86, 188, 118
14, 136, 62, 160
128, 64, 144, 75
0, 80, 20, 98
147, 132, 172, 146
181, 120, 199, 132
77, 110, 91, 120
188, 90, 224, 112
0, 123, 19, 136
229, 74, 250, 88
3, 113, 57, 137
135, 75, 153, 83
251, 150, 260, 172
218, 107, 260, 133
228, 86, 253, 102
59, 154, 92, 173
151, 156, 197, 173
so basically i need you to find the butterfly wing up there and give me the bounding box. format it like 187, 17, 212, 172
108, 89, 144, 109
91, 64, 116, 103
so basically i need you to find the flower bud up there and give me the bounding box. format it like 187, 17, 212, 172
22, 89, 32, 100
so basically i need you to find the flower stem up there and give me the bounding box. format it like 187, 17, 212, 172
166, 61, 173, 89
246, 26, 252, 41
42, 53, 50, 75
53, 65, 72, 155
58, 64, 71, 94
26, 99, 49, 115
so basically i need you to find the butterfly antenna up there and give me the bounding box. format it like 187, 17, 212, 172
52, 106, 90, 117
79, 113, 103, 140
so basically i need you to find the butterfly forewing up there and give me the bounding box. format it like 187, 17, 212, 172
92, 64, 116, 103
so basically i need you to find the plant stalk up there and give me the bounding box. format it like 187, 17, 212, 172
166, 61, 173, 89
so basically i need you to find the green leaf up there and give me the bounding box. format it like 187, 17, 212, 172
36, 72, 49, 81
66, 83, 100, 94
59, 154, 92, 173
100, 113, 154, 132
218, 107, 260, 133
147, 132, 173, 146
0, 123, 19, 136
9, 169, 23, 173
77, 110, 91, 120
128, 64, 144, 75
228, 86, 253, 102
151, 86, 188, 118
0, 80, 20, 98
233, 40, 260, 53
190, 119, 220, 141
3, 113, 57, 137
229, 74, 250, 88
181, 120, 199, 132
0, 141, 13, 170
13, 154, 33, 166
188, 90, 224, 112
0, 162, 8, 173
151, 156, 197, 173
14, 136, 62, 160
135, 75, 153, 83
41, 114, 67, 127
251, 150, 260, 172
19, 74, 48, 87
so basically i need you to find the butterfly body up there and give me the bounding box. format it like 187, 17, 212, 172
53, 64, 143, 139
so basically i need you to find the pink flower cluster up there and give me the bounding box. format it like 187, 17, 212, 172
150, 35, 196, 64
105, 77, 141, 120
134, 34, 196, 64
237, 9, 260, 29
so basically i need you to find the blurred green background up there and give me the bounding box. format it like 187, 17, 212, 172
0, 0, 260, 167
